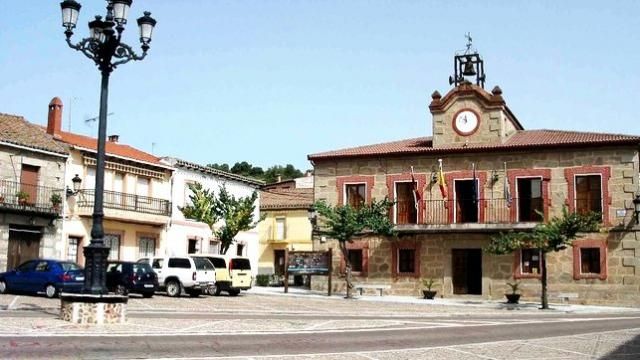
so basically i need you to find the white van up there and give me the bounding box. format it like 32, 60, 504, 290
191, 255, 252, 296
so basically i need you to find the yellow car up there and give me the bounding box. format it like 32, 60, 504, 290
191, 255, 252, 296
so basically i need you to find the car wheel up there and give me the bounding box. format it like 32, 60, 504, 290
166, 280, 181, 297
45, 284, 57, 299
0, 279, 7, 294
142, 292, 154, 298
229, 289, 240, 296
208, 284, 218, 296
214, 286, 222, 296
115, 284, 128, 296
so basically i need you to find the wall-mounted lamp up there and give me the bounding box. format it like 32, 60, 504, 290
633, 193, 640, 225
307, 205, 318, 227
490, 170, 499, 183
66, 174, 82, 197
430, 170, 438, 184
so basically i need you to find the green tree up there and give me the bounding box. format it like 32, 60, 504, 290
180, 182, 260, 254
207, 163, 230, 172
485, 208, 600, 309
314, 198, 396, 298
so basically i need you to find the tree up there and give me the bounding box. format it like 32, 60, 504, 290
485, 208, 600, 309
180, 182, 260, 254
207, 163, 230, 172
314, 198, 396, 298
206, 162, 303, 183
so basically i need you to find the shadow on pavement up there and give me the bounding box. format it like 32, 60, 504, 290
602, 333, 640, 359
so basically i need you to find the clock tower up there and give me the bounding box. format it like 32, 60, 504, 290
429, 38, 523, 148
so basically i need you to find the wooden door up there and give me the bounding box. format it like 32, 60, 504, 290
395, 182, 417, 224
274, 250, 286, 276
7, 228, 41, 270
20, 165, 39, 205
452, 249, 468, 294
452, 249, 482, 295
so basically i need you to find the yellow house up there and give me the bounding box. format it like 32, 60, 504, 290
258, 179, 313, 276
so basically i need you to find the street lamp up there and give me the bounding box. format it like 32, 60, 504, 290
59, 0, 156, 295
66, 174, 83, 197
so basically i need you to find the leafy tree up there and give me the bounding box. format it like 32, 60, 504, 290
208, 163, 230, 172
207, 162, 304, 183
180, 182, 260, 254
313, 198, 396, 298
263, 164, 304, 183
485, 208, 600, 309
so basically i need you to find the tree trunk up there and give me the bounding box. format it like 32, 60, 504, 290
339, 242, 354, 299
540, 251, 549, 310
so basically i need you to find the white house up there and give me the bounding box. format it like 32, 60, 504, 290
161, 158, 263, 271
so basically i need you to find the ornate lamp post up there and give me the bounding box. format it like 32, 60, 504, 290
59, 0, 156, 295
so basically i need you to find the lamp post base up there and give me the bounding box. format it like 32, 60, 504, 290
82, 243, 110, 295
60, 293, 128, 324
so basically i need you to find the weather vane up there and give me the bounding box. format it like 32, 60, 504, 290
465, 32, 473, 53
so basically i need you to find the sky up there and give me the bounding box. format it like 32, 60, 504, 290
1, 1, 639, 171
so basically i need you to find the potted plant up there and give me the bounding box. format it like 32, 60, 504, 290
50, 193, 63, 211
16, 191, 29, 206
505, 281, 521, 304
422, 278, 438, 300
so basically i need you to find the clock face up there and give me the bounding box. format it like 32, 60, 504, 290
453, 109, 479, 135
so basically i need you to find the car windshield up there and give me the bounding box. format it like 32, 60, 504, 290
133, 263, 153, 274
60, 262, 81, 272
231, 258, 251, 270
208, 257, 226, 269
193, 257, 215, 270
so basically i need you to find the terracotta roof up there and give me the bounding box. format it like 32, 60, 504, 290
0, 113, 68, 155
308, 130, 640, 161
260, 188, 314, 210
56, 130, 163, 166
163, 158, 264, 187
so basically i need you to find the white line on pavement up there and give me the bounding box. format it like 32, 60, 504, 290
303, 320, 334, 330
7, 296, 19, 310
447, 347, 499, 360
132, 299, 155, 309
526, 342, 595, 357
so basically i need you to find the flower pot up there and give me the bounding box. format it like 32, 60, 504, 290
18, 199, 27, 206
505, 293, 521, 304
423, 290, 437, 300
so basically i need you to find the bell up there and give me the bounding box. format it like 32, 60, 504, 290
462, 60, 476, 76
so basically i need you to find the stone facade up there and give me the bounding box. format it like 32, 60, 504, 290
60, 294, 127, 324
309, 82, 640, 306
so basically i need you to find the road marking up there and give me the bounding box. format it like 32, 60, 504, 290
303, 320, 334, 330
447, 347, 498, 360
144, 327, 640, 359
178, 320, 229, 333
132, 299, 154, 309
8, 296, 19, 310
526, 342, 594, 357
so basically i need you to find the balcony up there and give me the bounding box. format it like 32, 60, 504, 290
76, 189, 171, 224
394, 198, 546, 232
0, 180, 63, 217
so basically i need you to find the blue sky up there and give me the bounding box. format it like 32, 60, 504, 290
1, 1, 639, 171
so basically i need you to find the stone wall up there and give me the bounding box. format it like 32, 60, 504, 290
311, 145, 640, 305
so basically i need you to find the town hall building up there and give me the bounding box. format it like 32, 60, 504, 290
308, 48, 640, 305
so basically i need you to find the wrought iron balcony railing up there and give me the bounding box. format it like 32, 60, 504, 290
393, 198, 548, 226
77, 189, 171, 216
0, 180, 64, 215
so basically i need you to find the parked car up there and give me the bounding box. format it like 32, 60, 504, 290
106, 261, 158, 298
137, 256, 215, 297
0, 259, 84, 298
191, 255, 252, 296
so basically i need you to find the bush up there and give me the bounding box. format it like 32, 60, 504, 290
255, 274, 270, 286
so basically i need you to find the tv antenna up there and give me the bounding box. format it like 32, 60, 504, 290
84, 113, 114, 127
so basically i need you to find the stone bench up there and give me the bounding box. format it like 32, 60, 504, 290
553, 292, 579, 304
354, 284, 391, 296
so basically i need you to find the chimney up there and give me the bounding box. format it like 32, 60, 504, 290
277, 175, 282, 182
108, 135, 119, 143
47, 97, 63, 138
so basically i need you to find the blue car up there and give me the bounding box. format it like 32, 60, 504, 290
0, 259, 85, 298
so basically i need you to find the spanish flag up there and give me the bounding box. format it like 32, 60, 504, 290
437, 159, 448, 199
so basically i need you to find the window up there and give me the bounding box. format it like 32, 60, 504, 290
392, 241, 420, 277
193, 257, 215, 270
209, 257, 227, 269
188, 238, 199, 254
230, 258, 251, 270
397, 249, 416, 274
16, 261, 35, 272
34, 261, 49, 272
151, 258, 163, 269
139, 236, 156, 258
395, 182, 417, 225
104, 234, 120, 260
275, 218, 286, 240
347, 249, 363, 272
345, 184, 366, 208
575, 175, 602, 215
67, 236, 80, 262
209, 240, 220, 254
60, 262, 80, 272
517, 178, 543, 222
86, 167, 96, 190
137, 176, 151, 197
580, 248, 601, 274
520, 249, 541, 275
168, 258, 191, 269
237, 244, 245, 256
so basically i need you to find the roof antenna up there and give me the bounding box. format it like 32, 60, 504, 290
84, 112, 114, 128
151, 142, 157, 154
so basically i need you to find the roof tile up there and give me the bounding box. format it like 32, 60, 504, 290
0, 113, 68, 155
260, 188, 314, 210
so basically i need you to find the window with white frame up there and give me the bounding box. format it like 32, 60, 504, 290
209, 240, 220, 254
275, 217, 286, 240
138, 236, 156, 258
104, 233, 121, 260
67, 236, 81, 262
